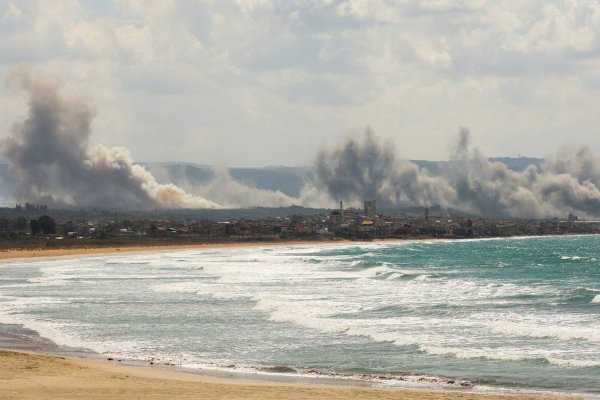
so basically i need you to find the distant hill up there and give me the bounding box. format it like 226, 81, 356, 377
488, 157, 544, 171
141, 162, 312, 198
230, 166, 312, 197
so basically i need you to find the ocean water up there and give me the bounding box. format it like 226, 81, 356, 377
1, 236, 599, 396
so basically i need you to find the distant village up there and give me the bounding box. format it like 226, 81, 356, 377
1, 200, 600, 250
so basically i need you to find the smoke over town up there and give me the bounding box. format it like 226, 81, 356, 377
308, 128, 454, 209
310, 128, 600, 218
1, 66, 219, 209
3, 67, 600, 218
447, 130, 600, 218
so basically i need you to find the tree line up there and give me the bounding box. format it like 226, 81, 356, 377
0, 215, 56, 235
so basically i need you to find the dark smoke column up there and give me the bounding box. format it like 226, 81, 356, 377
447, 128, 600, 218
1, 66, 219, 209
311, 128, 455, 209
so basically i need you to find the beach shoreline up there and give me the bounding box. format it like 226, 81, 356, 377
0, 239, 353, 261
0, 324, 589, 400
0, 348, 582, 400
0, 234, 595, 262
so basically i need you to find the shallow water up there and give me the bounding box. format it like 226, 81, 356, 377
1, 236, 599, 395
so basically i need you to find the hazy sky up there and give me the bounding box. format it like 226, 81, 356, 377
1, 0, 600, 167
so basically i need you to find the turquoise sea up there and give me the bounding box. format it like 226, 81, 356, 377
1, 236, 599, 396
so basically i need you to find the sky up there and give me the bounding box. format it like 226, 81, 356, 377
1, 0, 600, 167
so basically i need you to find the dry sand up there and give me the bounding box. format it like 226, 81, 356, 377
0, 350, 579, 400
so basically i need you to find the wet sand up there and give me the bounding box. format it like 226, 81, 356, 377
0, 349, 579, 400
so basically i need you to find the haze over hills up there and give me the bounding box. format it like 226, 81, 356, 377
142, 158, 545, 198
1, 157, 544, 208
141, 163, 312, 199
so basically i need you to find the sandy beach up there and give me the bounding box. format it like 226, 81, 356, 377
0, 349, 579, 400
0, 240, 348, 261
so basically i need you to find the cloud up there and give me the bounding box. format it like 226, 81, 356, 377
2, 1, 600, 166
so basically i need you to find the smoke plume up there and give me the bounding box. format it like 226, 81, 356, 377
448, 129, 600, 218
309, 127, 600, 218
5, 66, 600, 218
1, 66, 219, 209
309, 127, 455, 209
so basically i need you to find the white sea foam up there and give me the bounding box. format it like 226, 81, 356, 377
151, 281, 205, 294
386, 273, 406, 280
0, 296, 116, 352
421, 345, 600, 368
592, 294, 600, 303
0, 312, 109, 352
255, 296, 422, 347
546, 357, 600, 368
175, 360, 473, 390
105, 259, 151, 265
486, 318, 600, 342
560, 255, 584, 261
265, 306, 346, 333
0, 296, 69, 312
414, 274, 430, 281
344, 326, 417, 347
357, 266, 395, 277
420, 345, 535, 362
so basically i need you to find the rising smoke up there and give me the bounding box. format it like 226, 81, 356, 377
4, 66, 600, 217
308, 127, 455, 209
309, 127, 600, 218
447, 129, 600, 218
1, 66, 219, 209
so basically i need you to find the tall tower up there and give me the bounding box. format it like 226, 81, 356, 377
424, 203, 429, 222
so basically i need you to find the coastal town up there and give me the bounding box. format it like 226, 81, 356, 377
1, 200, 599, 249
